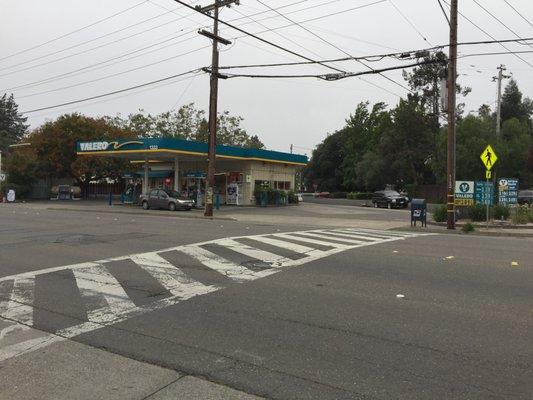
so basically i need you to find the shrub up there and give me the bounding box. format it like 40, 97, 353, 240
469, 204, 487, 222
433, 204, 447, 222
347, 192, 373, 200
287, 191, 299, 204
331, 192, 347, 199
512, 205, 531, 224
492, 204, 510, 220
404, 184, 419, 200
461, 223, 475, 233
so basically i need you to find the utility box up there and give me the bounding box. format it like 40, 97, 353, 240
410, 198, 427, 227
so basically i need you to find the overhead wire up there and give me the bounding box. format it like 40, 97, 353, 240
0, 0, 354, 81
15, 45, 210, 99
254, 0, 411, 93
441, 0, 533, 68
387, 0, 433, 45
0, 0, 149, 63
436, 0, 450, 26
503, 0, 533, 29
21, 68, 205, 114
472, 0, 533, 50
2, 31, 201, 92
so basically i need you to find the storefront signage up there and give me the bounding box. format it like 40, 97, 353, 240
79, 140, 143, 152
454, 181, 474, 206
498, 178, 519, 205
474, 181, 494, 206
185, 171, 206, 179
227, 183, 239, 205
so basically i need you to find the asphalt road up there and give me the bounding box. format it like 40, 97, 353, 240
0, 203, 532, 399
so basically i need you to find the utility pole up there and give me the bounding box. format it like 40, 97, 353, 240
493, 64, 510, 136
198, 0, 239, 217
446, 0, 458, 230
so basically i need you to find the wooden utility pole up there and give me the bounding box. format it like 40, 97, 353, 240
446, 0, 458, 230
199, 0, 239, 217
493, 64, 510, 136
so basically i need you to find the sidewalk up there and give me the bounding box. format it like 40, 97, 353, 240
0, 318, 263, 400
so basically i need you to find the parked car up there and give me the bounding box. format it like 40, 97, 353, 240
140, 189, 195, 211
371, 190, 409, 209
517, 189, 533, 205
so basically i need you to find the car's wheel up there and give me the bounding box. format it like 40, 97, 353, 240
142, 200, 149, 210
387, 202, 392, 209
168, 202, 176, 211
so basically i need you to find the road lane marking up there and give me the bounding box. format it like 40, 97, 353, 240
73, 264, 137, 325
130, 252, 218, 299
179, 245, 267, 282
0, 228, 433, 363
215, 238, 292, 267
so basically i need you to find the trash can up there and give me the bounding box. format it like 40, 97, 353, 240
410, 198, 427, 227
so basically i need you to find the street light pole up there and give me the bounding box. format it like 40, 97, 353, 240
446, 0, 458, 230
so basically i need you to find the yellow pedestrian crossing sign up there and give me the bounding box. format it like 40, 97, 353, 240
480, 145, 498, 170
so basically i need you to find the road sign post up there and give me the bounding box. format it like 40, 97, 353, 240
479, 145, 498, 229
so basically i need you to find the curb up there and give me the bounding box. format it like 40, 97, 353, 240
45, 207, 238, 221
392, 226, 533, 238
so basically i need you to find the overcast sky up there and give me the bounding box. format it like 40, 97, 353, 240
2, 0, 533, 156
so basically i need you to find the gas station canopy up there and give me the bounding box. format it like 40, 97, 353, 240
76, 137, 307, 165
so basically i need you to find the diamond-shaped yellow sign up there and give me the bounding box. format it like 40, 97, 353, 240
480, 145, 498, 170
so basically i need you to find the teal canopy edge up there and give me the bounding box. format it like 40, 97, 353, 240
77, 137, 308, 165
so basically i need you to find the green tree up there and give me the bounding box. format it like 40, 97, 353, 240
378, 96, 435, 187
111, 103, 264, 148
500, 79, 533, 123
341, 102, 391, 190
29, 114, 136, 186
0, 94, 29, 152
304, 131, 346, 192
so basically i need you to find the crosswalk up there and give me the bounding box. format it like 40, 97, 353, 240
0, 228, 430, 362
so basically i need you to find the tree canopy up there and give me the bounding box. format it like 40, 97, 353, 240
0, 94, 29, 153
305, 77, 533, 192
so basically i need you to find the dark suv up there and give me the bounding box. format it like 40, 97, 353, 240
140, 189, 195, 211
372, 190, 409, 209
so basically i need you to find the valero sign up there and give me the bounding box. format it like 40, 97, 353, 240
454, 180, 475, 206
78, 140, 143, 152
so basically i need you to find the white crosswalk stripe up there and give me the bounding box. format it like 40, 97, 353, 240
0, 228, 433, 362
73, 264, 137, 325
130, 252, 217, 299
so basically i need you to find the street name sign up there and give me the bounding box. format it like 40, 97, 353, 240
480, 145, 498, 171
454, 180, 474, 206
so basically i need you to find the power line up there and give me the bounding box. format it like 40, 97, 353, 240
21, 68, 205, 114
172, 0, 385, 74
231, 5, 345, 74
211, 59, 439, 80
253, 0, 411, 93
503, 0, 533, 29
0, 0, 345, 79
387, 0, 432, 45
442, 0, 533, 68
472, 0, 533, 50
27, 73, 200, 120
16, 45, 210, 99
436, 0, 450, 26
0, 6, 204, 73
0, 0, 149, 63
3, 32, 200, 92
